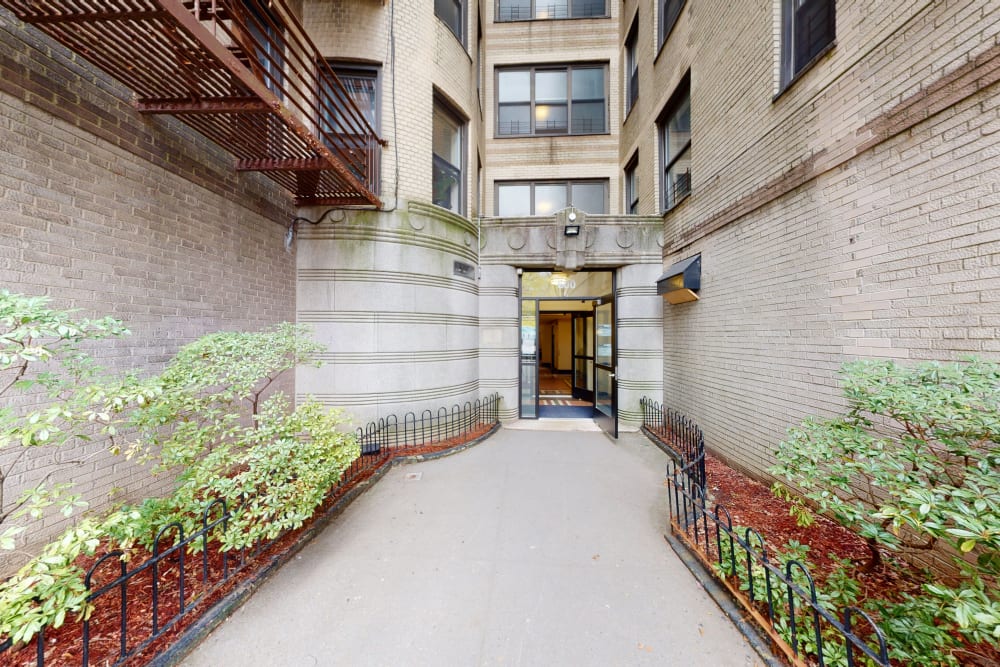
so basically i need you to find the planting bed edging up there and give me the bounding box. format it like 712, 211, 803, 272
663, 532, 783, 667
148, 422, 501, 667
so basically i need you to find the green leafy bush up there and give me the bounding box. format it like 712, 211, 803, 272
771, 358, 1000, 646
1, 317, 358, 646
0, 289, 143, 550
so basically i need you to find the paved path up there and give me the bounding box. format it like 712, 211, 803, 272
182, 425, 761, 667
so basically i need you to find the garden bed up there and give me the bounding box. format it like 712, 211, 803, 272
677, 453, 1000, 667
0, 423, 496, 667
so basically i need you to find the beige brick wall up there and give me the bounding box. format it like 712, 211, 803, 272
305, 0, 481, 215
626, 0, 1000, 511
482, 5, 621, 215
0, 14, 296, 569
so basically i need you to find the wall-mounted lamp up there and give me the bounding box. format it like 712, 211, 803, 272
656, 254, 701, 305
564, 224, 580, 236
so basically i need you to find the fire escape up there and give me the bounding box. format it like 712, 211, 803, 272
0, 0, 384, 208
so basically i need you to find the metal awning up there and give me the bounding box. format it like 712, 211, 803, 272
1, 0, 384, 208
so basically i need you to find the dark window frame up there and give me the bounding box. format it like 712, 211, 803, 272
496, 0, 608, 22
657, 74, 691, 212
625, 19, 639, 117
432, 95, 467, 215
495, 179, 609, 216
779, 0, 836, 90
436, 0, 466, 45
495, 63, 609, 138
320, 62, 381, 136
657, 0, 686, 50
624, 152, 639, 215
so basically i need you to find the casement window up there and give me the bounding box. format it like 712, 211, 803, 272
496, 180, 608, 216
625, 21, 638, 116
780, 0, 835, 87
436, 0, 465, 43
658, 76, 691, 211
497, 0, 606, 22
624, 154, 638, 215
496, 64, 607, 137
433, 98, 466, 214
658, 0, 686, 48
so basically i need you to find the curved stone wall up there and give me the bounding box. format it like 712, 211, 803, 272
296, 202, 481, 424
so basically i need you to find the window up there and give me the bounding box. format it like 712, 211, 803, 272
241, 0, 284, 98
781, 0, 835, 86
496, 180, 607, 216
496, 65, 607, 137
624, 154, 638, 214
497, 0, 606, 21
625, 20, 638, 115
433, 98, 465, 214
436, 0, 464, 43
318, 64, 379, 186
319, 64, 379, 138
658, 76, 690, 211
658, 0, 686, 48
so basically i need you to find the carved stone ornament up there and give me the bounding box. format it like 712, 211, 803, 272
507, 229, 526, 250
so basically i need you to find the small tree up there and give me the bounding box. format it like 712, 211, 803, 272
771, 358, 1000, 641
0, 290, 137, 551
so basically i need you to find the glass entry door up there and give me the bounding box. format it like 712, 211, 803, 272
593, 296, 617, 437
519, 298, 538, 418
572, 312, 594, 402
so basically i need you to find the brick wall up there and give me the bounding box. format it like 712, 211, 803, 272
482, 3, 621, 216
304, 0, 480, 215
0, 12, 297, 569
621, 2, 1000, 577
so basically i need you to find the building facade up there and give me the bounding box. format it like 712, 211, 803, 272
1, 0, 998, 564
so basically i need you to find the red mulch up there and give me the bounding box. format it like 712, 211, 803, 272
685, 453, 1000, 667
0, 424, 494, 667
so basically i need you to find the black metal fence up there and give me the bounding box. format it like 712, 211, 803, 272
0, 393, 501, 667
666, 460, 890, 667
356, 393, 501, 456
639, 396, 706, 490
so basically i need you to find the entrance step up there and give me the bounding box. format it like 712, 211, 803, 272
504, 418, 601, 432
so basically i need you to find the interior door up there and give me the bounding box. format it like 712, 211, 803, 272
593, 295, 617, 437
571, 312, 595, 402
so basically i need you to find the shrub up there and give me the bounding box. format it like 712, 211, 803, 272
771, 358, 1000, 644
0, 289, 143, 551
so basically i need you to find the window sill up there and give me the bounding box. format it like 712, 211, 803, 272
494, 131, 612, 139
494, 15, 610, 24
661, 190, 690, 216
772, 41, 836, 103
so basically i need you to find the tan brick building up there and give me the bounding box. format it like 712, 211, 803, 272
0, 0, 998, 564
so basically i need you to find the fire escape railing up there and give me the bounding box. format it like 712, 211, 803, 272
0, 0, 384, 207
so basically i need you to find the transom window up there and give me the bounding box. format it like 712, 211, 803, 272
497, 0, 606, 21
496, 65, 607, 137
496, 180, 607, 216
780, 0, 835, 87
658, 75, 690, 211
433, 98, 465, 214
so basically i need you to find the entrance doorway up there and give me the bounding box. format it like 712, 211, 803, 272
519, 270, 617, 437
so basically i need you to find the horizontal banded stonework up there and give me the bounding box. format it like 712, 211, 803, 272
296, 202, 482, 424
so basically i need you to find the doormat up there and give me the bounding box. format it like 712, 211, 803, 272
538, 405, 595, 418
539, 398, 590, 406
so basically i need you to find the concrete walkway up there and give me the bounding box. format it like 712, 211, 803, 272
181, 424, 761, 667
